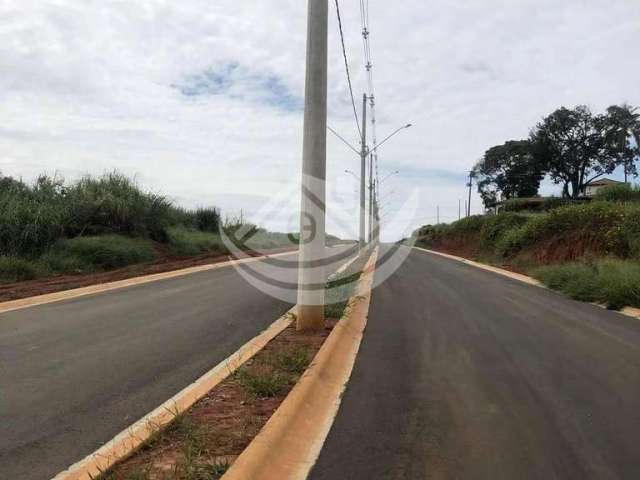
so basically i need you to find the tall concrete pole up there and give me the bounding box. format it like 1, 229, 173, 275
360, 94, 368, 249
373, 195, 380, 243
297, 0, 328, 331
368, 153, 374, 242
467, 170, 474, 217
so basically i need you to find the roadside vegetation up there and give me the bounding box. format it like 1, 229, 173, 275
0, 171, 296, 284
414, 187, 640, 310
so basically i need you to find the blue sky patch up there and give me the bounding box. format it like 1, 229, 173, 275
173, 63, 303, 113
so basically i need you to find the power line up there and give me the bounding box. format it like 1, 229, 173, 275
334, 0, 362, 139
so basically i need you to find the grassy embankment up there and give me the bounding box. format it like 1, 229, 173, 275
414, 184, 640, 310
0, 172, 295, 284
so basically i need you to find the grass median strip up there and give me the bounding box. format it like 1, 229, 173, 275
97, 253, 370, 480
99, 322, 336, 480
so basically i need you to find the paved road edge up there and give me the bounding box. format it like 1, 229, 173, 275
414, 246, 640, 321
0, 251, 298, 315
51, 309, 296, 480
221, 247, 379, 480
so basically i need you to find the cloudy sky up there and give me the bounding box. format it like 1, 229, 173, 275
1, 1, 639, 241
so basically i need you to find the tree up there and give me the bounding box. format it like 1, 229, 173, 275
474, 140, 544, 208
604, 104, 640, 183
530, 106, 617, 198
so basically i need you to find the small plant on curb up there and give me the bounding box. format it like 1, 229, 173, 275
267, 346, 311, 375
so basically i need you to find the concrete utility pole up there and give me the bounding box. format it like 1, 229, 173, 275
359, 94, 368, 249
297, 0, 328, 331
368, 153, 374, 242
373, 198, 380, 243
467, 170, 474, 217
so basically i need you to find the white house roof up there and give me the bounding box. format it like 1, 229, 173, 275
586, 178, 624, 187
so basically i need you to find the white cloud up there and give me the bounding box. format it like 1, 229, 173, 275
1, 0, 639, 240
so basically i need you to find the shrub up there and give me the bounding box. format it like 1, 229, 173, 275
594, 183, 640, 203
445, 215, 487, 238
0, 256, 44, 283
479, 213, 529, 252
166, 226, 225, 256
415, 216, 486, 247
47, 235, 156, 271
495, 201, 640, 259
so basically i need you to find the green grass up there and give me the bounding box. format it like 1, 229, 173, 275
479, 213, 529, 252
532, 259, 640, 310
45, 235, 156, 272
594, 183, 640, 203
0, 256, 45, 283
325, 272, 362, 319
235, 369, 290, 398
166, 226, 225, 256
417, 202, 640, 262
267, 346, 311, 375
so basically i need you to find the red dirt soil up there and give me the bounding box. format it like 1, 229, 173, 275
0, 247, 296, 303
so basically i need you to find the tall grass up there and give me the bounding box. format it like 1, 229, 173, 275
0, 256, 44, 283
0, 171, 298, 283
533, 260, 640, 310
45, 235, 156, 271
166, 226, 224, 256
63, 172, 175, 241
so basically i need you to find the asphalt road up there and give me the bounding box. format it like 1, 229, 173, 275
0, 247, 353, 480
311, 246, 640, 480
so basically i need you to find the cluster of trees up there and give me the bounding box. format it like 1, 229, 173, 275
475, 104, 640, 207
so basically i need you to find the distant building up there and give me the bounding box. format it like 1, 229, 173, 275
584, 178, 624, 197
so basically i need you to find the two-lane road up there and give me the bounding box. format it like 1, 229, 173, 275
312, 246, 640, 480
0, 247, 352, 479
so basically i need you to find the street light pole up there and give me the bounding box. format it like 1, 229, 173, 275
359, 94, 368, 250
297, 0, 328, 331
368, 153, 374, 242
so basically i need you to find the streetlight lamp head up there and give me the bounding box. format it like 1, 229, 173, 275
406, 124, 413, 128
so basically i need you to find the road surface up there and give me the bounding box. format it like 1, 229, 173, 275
0, 247, 353, 480
311, 246, 640, 480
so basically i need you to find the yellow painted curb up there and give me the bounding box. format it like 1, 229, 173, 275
51, 308, 295, 480
621, 307, 640, 320
222, 248, 379, 480
0, 250, 297, 315
414, 247, 640, 321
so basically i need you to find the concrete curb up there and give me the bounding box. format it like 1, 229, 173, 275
414, 246, 640, 321
51, 309, 296, 480
222, 248, 379, 480
0, 251, 297, 315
